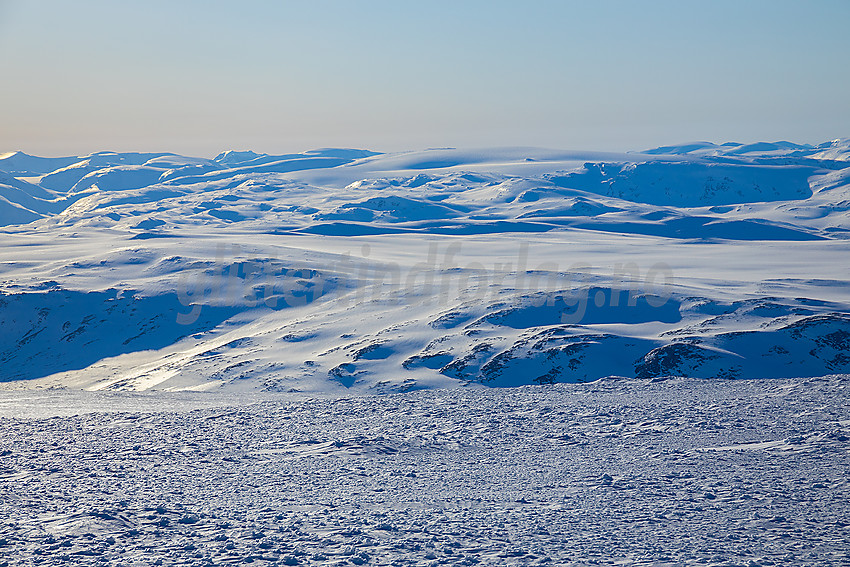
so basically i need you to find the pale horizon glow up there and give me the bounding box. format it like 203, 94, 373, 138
1, 0, 849, 158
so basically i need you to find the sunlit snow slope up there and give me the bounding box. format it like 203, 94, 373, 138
1, 140, 849, 392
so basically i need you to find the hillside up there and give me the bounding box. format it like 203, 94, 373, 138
1, 141, 849, 392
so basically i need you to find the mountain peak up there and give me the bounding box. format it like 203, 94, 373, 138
213, 150, 265, 166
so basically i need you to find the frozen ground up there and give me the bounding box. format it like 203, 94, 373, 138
0, 375, 848, 566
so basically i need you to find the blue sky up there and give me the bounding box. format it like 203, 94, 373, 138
1, 0, 848, 156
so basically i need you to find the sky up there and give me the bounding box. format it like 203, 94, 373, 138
1, 0, 849, 157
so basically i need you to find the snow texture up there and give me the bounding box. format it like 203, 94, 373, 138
0, 375, 848, 565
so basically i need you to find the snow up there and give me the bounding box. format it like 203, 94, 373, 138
1, 139, 850, 564
0, 140, 849, 392
0, 375, 847, 565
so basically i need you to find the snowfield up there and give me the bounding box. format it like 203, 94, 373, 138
1, 140, 850, 565
0, 376, 848, 566
1, 140, 849, 392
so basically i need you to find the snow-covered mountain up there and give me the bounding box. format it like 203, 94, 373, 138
1, 141, 849, 392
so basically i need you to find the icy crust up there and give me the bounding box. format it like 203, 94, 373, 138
0, 375, 848, 565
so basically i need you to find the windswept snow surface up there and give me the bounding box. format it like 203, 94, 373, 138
1, 141, 850, 392
0, 376, 848, 565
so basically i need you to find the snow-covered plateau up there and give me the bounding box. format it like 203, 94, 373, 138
1, 140, 849, 565
0, 376, 848, 565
